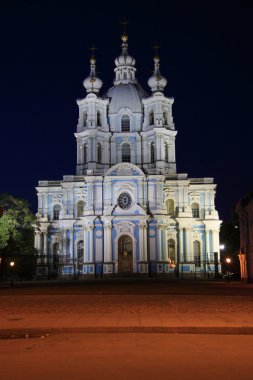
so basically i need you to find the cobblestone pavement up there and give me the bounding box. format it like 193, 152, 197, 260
0, 279, 253, 336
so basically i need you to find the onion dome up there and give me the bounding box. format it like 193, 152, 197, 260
83, 56, 103, 94
114, 33, 136, 67
148, 56, 167, 93
113, 33, 137, 85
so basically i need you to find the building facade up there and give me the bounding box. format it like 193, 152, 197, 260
236, 192, 253, 282
35, 33, 221, 278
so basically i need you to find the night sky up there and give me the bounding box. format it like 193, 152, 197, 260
1, 0, 252, 222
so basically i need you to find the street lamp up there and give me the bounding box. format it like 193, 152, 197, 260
225, 257, 231, 282
10, 261, 15, 287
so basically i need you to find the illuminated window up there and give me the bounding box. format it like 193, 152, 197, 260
97, 143, 102, 164
168, 239, 176, 264
193, 240, 201, 267
77, 200, 85, 217
151, 142, 155, 163
166, 199, 174, 215
149, 111, 154, 125
192, 203, 200, 218
122, 143, 131, 162
121, 115, 130, 132
53, 205, 61, 220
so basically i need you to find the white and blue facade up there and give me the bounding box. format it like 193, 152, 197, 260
35, 33, 221, 277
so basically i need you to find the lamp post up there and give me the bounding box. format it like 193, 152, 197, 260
225, 257, 231, 282
10, 261, 15, 287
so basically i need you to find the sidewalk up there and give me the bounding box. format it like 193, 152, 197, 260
1, 279, 253, 337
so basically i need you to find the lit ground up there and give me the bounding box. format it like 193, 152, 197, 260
1, 278, 253, 379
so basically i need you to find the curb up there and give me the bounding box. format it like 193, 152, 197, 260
1, 326, 253, 338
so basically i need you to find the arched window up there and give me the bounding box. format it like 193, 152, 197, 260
121, 115, 130, 132
97, 143, 102, 164
53, 205, 61, 220
77, 200, 85, 217
193, 240, 201, 267
165, 143, 169, 162
151, 142, 155, 163
192, 203, 200, 218
149, 111, 154, 125
168, 239, 176, 265
83, 112, 87, 127
163, 112, 167, 125
122, 143, 131, 162
77, 240, 84, 263
166, 199, 175, 216
97, 111, 101, 127
83, 144, 87, 164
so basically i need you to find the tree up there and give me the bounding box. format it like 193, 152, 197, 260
0, 193, 36, 280
220, 209, 240, 274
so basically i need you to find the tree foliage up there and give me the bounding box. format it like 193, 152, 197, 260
0, 193, 36, 255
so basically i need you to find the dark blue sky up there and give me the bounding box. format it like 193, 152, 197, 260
0, 0, 252, 222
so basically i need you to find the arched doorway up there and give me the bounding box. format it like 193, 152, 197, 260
52, 242, 60, 273
118, 235, 133, 273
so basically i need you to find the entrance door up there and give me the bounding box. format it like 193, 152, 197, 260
118, 235, 133, 273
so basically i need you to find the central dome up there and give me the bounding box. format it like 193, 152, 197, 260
104, 83, 147, 114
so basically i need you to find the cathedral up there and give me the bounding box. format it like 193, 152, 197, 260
35, 33, 221, 278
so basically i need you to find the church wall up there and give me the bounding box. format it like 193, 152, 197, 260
35, 34, 222, 279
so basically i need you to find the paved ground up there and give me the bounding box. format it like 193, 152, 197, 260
1, 332, 253, 380
1, 278, 253, 336
1, 278, 253, 380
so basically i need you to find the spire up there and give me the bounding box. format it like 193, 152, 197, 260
83, 49, 103, 94
113, 30, 137, 85
148, 51, 167, 93
114, 32, 136, 68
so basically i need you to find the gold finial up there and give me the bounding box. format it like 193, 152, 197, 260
121, 32, 128, 42
119, 20, 129, 42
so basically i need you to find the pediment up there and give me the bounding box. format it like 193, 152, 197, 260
105, 163, 145, 177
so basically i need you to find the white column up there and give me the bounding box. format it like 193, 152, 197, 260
44, 232, 48, 256
61, 229, 67, 256
164, 229, 168, 260
38, 194, 42, 215
139, 224, 144, 261
89, 226, 94, 262
104, 224, 112, 262
142, 138, 147, 164
87, 181, 94, 210
143, 224, 147, 262
156, 136, 161, 160
35, 232, 42, 255
157, 224, 163, 261
69, 229, 73, 258
77, 142, 81, 164
179, 227, 184, 262
212, 229, 220, 260
84, 226, 88, 262
111, 139, 116, 164
205, 229, 210, 260
185, 228, 190, 260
